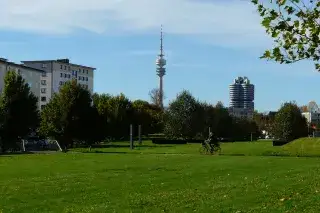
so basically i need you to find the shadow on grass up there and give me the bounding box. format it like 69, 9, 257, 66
219, 151, 320, 158
79, 150, 189, 155
0, 151, 34, 156
86, 144, 174, 149
220, 153, 246, 156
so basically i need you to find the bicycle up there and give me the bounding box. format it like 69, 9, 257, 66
199, 134, 221, 155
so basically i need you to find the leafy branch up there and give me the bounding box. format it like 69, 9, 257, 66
252, 0, 320, 71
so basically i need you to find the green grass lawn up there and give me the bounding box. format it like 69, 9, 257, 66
2, 138, 320, 212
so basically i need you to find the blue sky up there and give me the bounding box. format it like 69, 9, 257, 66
0, 0, 318, 112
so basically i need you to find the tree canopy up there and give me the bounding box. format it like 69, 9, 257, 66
252, 0, 320, 71
272, 102, 308, 141
164, 90, 201, 139
39, 80, 99, 150
0, 71, 39, 151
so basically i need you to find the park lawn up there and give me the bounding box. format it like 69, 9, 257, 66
1, 150, 320, 212
2, 138, 320, 212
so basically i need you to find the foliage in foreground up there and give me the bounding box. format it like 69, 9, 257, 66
252, 0, 320, 71
0, 71, 39, 151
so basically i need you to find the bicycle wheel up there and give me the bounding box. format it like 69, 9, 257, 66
213, 146, 221, 155
199, 146, 207, 154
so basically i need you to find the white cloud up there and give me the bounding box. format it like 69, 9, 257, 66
0, 0, 270, 48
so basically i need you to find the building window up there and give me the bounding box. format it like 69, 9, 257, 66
68, 66, 71, 71
68, 74, 71, 78
64, 73, 67, 78
41, 97, 46, 102
86, 70, 88, 74
65, 66, 67, 70
41, 105, 46, 110
41, 88, 46, 94
41, 80, 46, 85
42, 64, 47, 68
78, 76, 81, 80
60, 73, 63, 77
79, 68, 81, 72
42, 72, 47, 77
60, 65, 63, 69
59, 81, 63, 85
86, 77, 88, 81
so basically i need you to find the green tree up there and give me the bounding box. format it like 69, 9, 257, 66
197, 102, 215, 138
79, 105, 106, 147
132, 100, 164, 135
0, 71, 39, 152
232, 118, 260, 141
164, 90, 201, 140
105, 94, 134, 140
92, 93, 111, 138
252, 0, 320, 71
39, 80, 100, 150
212, 106, 233, 138
253, 111, 269, 133
272, 102, 308, 141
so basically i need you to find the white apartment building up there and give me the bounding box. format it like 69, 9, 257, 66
22, 59, 95, 109
0, 58, 44, 108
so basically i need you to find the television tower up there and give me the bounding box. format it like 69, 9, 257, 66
156, 25, 166, 108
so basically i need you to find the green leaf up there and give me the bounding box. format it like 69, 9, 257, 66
262, 18, 272, 28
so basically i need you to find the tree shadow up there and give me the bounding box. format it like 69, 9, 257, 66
87, 144, 174, 148
0, 151, 34, 156
80, 150, 187, 155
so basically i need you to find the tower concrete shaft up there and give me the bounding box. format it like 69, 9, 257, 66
156, 25, 166, 108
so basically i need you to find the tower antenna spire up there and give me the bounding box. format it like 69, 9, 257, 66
156, 25, 166, 109
160, 24, 163, 56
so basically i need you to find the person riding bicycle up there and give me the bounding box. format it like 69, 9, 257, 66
203, 132, 220, 154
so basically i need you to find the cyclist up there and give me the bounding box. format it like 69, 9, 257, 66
207, 132, 220, 153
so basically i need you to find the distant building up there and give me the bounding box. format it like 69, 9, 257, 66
0, 58, 44, 108
228, 76, 255, 119
299, 101, 320, 126
22, 59, 95, 110
302, 112, 320, 124
228, 107, 253, 119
